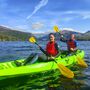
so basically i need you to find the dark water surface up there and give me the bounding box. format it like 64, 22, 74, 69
0, 41, 90, 90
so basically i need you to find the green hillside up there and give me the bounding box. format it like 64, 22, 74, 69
0, 26, 32, 41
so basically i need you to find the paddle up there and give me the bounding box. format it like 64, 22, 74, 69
53, 26, 62, 35
29, 36, 48, 55
29, 36, 74, 78
77, 56, 88, 68
53, 25, 88, 68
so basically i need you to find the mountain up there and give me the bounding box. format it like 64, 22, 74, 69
0, 26, 32, 41
84, 31, 90, 35
85, 31, 90, 33
0, 25, 90, 41
76, 30, 90, 40
38, 30, 90, 41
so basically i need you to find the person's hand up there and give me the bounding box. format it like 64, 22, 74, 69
60, 35, 64, 38
51, 56, 55, 59
48, 56, 55, 60
70, 48, 74, 51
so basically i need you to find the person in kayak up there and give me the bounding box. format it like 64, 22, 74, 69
45, 33, 59, 56
15, 33, 60, 66
60, 33, 77, 52
27, 33, 59, 63
34, 33, 59, 61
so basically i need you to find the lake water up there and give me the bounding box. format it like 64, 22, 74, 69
0, 41, 90, 90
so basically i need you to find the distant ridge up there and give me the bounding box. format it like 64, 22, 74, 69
38, 30, 90, 41
0, 25, 90, 41
0, 26, 32, 41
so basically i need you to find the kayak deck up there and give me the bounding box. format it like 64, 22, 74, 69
0, 50, 85, 79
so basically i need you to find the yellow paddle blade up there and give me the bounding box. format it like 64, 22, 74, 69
77, 57, 88, 68
29, 36, 36, 43
57, 63, 74, 78
53, 26, 59, 32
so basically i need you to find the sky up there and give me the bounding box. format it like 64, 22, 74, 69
0, 0, 90, 33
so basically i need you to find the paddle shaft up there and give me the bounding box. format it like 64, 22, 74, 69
35, 42, 48, 56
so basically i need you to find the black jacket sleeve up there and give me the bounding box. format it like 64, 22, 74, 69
55, 43, 59, 53
60, 34, 67, 42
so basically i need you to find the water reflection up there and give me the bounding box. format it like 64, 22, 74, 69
0, 66, 87, 90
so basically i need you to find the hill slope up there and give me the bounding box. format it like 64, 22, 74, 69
0, 26, 90, 41
38, 30, 90, 41
0, 26, 32, 41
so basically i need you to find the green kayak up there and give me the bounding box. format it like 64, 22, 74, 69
0, 50, 85, 80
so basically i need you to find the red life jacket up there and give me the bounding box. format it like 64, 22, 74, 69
67, 40, 76, 49
46, 42, 58, 56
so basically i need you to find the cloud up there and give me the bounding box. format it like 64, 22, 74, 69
14, 22, 44, 32
63, 28, 76, 31
81, 12, 90, 19
32, 22, 44, 30
44, 11, 77, 22
64, 11, 90, 20
62, 17, 74, 22
62, 28, 82, 33
26, 0, 48, 20
15, 25, 28, 30
82, 15, 90, 19
45, 10, 90, 20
